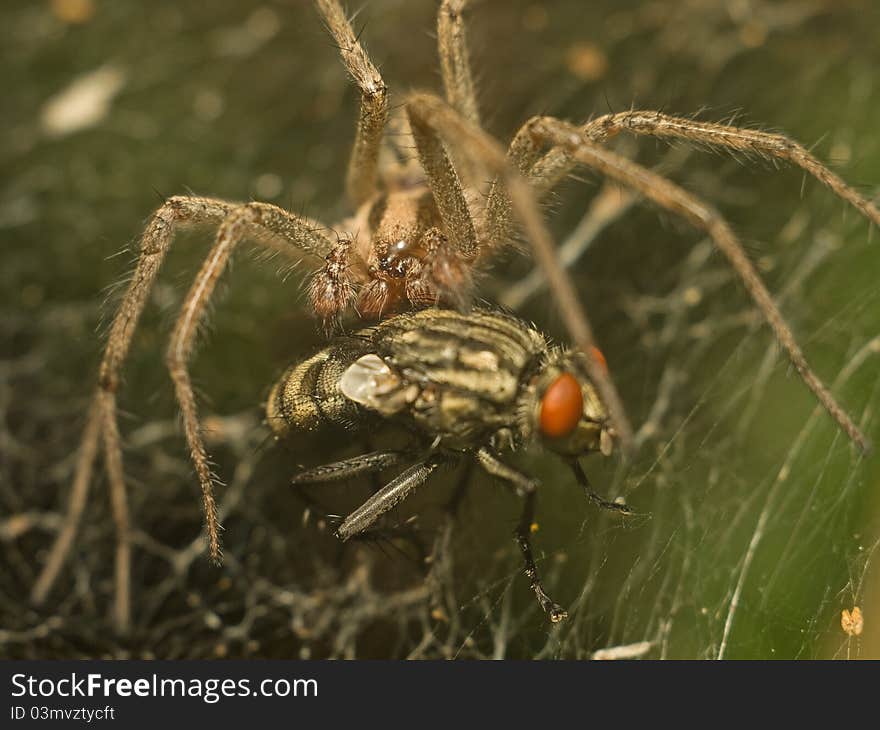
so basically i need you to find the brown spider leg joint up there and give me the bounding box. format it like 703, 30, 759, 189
309, 239, 358, 332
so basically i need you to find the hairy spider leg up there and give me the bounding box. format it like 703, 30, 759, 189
316, 0, 388, 207
32, 196, 332, 633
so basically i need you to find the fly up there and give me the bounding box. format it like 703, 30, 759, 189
268, 308, 630, 622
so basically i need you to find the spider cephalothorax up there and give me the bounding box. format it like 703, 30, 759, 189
308, 185, 475, 327
34, 0, 879, 634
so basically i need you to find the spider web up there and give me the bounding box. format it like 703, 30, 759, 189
2, 0, 879, 659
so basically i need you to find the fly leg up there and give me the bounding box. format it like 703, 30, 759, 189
570, 460, 633, 515
476, 447, 567, 623
291, 451, 408, 485
336, 457, 446, 541
292, 450, 409, 533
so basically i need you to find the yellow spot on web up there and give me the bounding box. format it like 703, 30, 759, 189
431, 608, 449, 623
682, 286, 702, 306
841, 607, 863, 637
51, 0, 96, 25
565, 42, 608, 83
530, 522, 539, 534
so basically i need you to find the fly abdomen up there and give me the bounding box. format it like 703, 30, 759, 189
267, 345, 363, 438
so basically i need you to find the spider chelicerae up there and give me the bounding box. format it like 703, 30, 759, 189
32, 0, 879, 633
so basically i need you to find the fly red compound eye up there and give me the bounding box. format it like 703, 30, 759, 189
540, 373, 583, 438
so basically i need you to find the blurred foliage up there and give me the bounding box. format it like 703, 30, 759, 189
2, 0, 880, 658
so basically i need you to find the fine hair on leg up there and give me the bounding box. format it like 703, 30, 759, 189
316, 0, 389, 207
32, 195, 333, 633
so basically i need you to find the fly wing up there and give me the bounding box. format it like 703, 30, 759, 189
338, 353, 412, 415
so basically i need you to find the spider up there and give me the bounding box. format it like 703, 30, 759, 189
32, 0, 879, 634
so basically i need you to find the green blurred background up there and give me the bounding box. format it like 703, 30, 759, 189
2, 0, 879, 658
